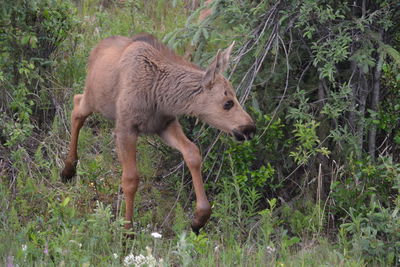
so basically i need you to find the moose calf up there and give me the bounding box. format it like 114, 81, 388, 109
61, 34, 255, 234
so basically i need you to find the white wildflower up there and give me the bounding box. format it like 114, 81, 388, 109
151, 232, 162, 239
123, 253, 136, 266
123, 253, 156, 267
266, 246, 276, 254
113, 253, 119, 259
22, 244, 27, 251
123, 248, 158, 267
69, 240, 82, 248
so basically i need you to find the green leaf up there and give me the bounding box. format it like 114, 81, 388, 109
362, 64, 369, 74
379, 43, 400, 66
368, 30, 400, 65
61, 197, 70, 207
21, 35, 31, 45
201, 27, 209, 40
278, 14, 289, 25
191, 28, 202, 45
29, 35, 37, 48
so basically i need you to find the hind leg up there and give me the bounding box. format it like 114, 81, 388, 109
61, 94, 92, 182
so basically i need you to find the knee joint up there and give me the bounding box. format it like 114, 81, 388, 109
184, 144, 201, 169
122, 173, 139, 193
73, 95, 82, 106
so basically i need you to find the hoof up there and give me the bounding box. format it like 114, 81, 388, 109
60, 161, 77, 183
123, 223, 135, 241
191, 224, 200, 236
123, 231, 135, 240
190, 205, 211, 235
122, 231, 135, 248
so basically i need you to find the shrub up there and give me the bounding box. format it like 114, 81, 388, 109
0, 0, 77, 146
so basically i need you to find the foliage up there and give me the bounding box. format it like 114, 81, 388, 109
224, 112, 282, 190
341, 198, 400, 265
0, 0, 77, 149
165, 1, 400, 265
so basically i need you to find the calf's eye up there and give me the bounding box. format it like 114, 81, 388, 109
223, 100, 234, 110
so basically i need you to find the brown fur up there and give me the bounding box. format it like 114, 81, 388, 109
61, 33, 255, 234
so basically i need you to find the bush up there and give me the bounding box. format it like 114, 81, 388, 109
0, 0, 77, 146
341, 199, 400, 265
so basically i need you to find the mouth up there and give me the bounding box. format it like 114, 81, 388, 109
231, 125, 256, 142
231, 129, 248, 142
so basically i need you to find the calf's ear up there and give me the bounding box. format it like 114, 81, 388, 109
202, 49, 222, 89
202, 42, 235, 89
220, 41, 235, 73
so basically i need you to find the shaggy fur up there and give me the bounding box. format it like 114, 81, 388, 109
61, 33, 256, 233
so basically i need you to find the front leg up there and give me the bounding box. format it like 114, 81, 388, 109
159, 119, 211, 234
115, 128, 139, 230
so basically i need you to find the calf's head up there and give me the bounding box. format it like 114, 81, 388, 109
194, 43, 256, 141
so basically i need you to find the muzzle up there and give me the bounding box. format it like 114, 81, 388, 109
232, 124, 256, 142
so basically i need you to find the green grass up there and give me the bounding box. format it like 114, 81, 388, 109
0, 128, 366, 265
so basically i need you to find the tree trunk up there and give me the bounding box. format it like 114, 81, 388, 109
368, 53, 383, 159
358, 73, 369, 156
348, 60, 358, 134
316, 80, 330, 200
